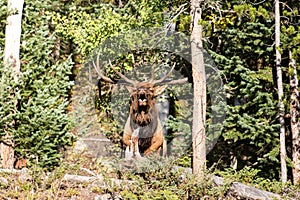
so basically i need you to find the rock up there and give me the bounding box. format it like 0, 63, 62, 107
18, 168, 31, 183
94, 194, 111, 200
0, 177, 8, 186
95, 194, 122, 200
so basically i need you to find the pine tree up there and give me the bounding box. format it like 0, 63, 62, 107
0, 1, 75, 169
204, 2, 282, 179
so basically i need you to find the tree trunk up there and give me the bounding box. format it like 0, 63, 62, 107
289, 50, 300, 184
2, 0, 24, 169
275, 0, 287, 183
190, 0, 206, 178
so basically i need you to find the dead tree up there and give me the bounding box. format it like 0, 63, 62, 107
275, 0, 287, 183
2, 0, 24, 169
190, 0, 206, 178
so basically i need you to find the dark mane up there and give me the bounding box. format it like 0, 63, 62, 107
130, 108, 159, 154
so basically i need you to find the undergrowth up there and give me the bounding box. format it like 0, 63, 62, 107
0, 152, 299, 199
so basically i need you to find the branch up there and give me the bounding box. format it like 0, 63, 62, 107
158, 78, 188, 86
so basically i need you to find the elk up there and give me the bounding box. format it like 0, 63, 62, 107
93, 57, 187, 159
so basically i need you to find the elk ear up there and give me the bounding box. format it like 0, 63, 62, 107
154, 85, 167, 96
125, 85, 135, 94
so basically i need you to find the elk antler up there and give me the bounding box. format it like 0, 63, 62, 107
93, 51, 187, 86
108, 60, 138, 86
151, 63, 188, 86
92, 52, 114, 83
92, 51, 137, 86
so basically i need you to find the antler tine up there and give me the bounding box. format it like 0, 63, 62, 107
92, 52, 114, 83
158, 77, 188, 85
150, 65, 155, 82
152, 63, 177, 85
108, 59, 137, 86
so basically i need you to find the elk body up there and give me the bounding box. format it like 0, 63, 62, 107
123, 82, 167, 155
93, 58, 187, 158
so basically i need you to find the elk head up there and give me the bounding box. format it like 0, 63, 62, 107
125, 82, 167, 126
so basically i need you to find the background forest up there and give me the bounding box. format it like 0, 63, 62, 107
0, 0, 300, 199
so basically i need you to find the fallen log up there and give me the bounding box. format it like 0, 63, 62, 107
229, 181, 280, 200
62, 173, 135, 189
0, 168, 28, 174
173, 166, 281, 200
62, 174, 98, 183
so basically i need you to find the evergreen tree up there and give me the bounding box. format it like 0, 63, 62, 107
0, 1, 75, 169
203, 2, 282, 179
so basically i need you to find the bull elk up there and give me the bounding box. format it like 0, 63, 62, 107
93, 56, 187, 159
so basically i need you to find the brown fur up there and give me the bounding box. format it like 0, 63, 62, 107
123, 83, 165, 155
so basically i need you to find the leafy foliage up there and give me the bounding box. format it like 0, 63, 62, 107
51, 0, 182, 57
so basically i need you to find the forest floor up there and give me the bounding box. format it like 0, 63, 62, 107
0, 145, 299, 199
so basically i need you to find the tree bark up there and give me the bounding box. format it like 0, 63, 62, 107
275, 0, 287, 183
190, 0, 206, 178
4, 0, 23, 75
2, 0, 24, 169
289, 50, 300, 184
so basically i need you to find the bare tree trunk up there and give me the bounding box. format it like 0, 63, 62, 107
289, 50, 300, 184
275, 0, 287, 183
2, 0, 24, 169
190, 0, 206, 178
